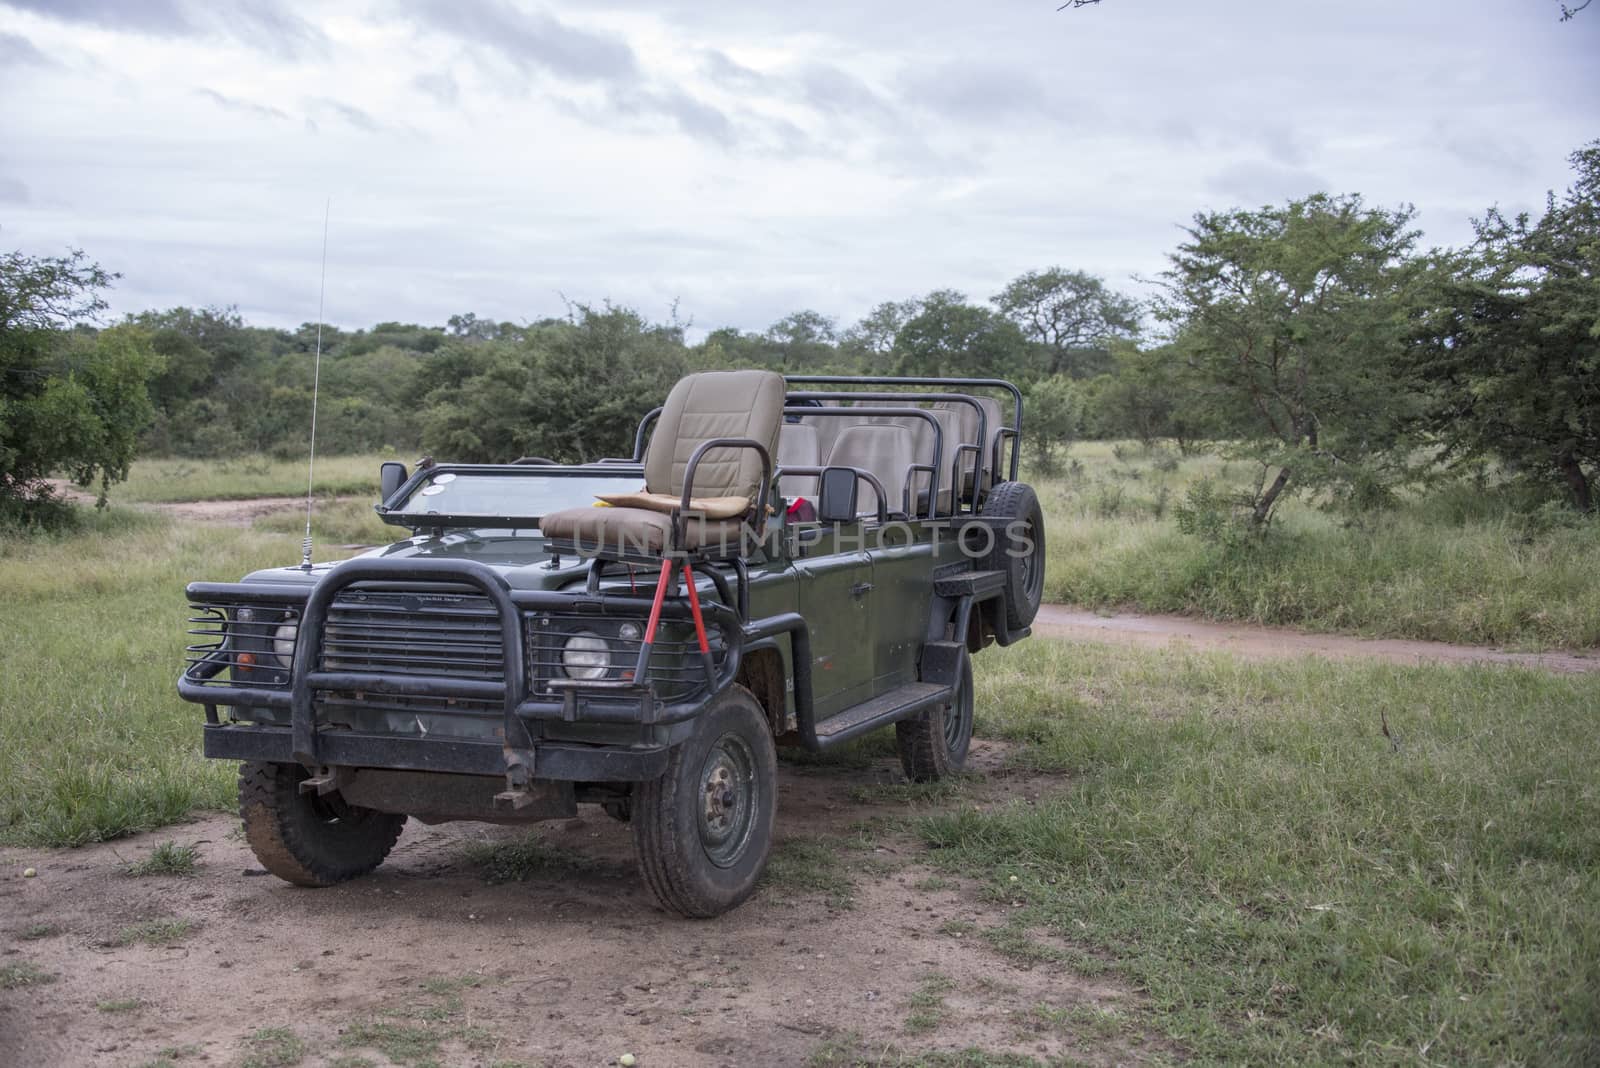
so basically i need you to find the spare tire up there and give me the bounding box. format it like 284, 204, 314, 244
977, 480, 1045, 630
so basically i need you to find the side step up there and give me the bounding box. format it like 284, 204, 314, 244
933, 569, 1006, 600
813, 681, 950, 749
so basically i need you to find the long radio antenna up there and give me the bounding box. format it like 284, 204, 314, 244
300, 198, 330, 571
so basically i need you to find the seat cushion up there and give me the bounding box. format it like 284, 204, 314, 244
644, 370, 786, 500
594, 491, 750, 520
539, 505, 747, 555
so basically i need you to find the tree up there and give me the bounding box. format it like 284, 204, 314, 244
1153, 194, 1426, 527
1024, 374, 1083, 473
993, 267, 1139, 379
840, 298, 920, 372
1418, 143, 1600, 510
893, 290, 1028, 379
1, 249, 161, 514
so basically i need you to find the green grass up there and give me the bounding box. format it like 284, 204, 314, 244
102, 453, 387, 504
0, 511, 365, 847
904, 973, 956, 1034
1033, 442, 1600, 649
239, 1027, 305, 1068
462, 832, 596, 883
0, 960, 55, 989
113, 917, 197, 947
97, 997, 144, 1013
921, 638, 1600, 1064
124, 840, 200, 877
763, 835, 857, 907
251, 496, 395, 545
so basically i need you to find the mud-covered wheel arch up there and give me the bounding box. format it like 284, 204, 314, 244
238, 761, 407, 887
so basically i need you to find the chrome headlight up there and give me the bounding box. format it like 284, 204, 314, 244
561, 632, 610, 680
272, 620, 298, 668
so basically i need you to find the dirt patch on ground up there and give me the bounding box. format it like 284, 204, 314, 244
1033, 604, 1600, 674
46, 481, 350, 527
0, 743, 1157, 1067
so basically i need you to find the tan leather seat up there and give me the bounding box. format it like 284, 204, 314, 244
826, 423, 916, 517
777, 422, 822, 502
800, 409, 865, 461
907, 405, 961, 515
539, 369, 786, 555
934, 396, 1006, 495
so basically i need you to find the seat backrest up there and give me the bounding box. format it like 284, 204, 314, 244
906, 405, 961, 514
776, 422, 821, 501
933, 396, 1006, 494
799, 408, 864, 461
644, 370, 786, 499
827, 423, 916, 517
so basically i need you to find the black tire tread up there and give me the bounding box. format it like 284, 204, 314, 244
895, 657, 973, 783
979, 480, 1045, 630
238, 761, 405, 888
632, 685, 775, 918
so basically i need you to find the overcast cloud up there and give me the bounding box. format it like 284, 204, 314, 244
0, 0, 1595, 336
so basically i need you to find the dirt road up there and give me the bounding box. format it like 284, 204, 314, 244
46, 482, 344, 527
1032, 604, 1599, 674
0, 743, 1153, 1068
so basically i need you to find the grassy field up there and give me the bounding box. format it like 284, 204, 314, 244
3, 509, 1596, 1061
95, 453, 388, 503
1033, 442, 1600, 650
943, 639, 1600, 1064
0, 511, 369, 846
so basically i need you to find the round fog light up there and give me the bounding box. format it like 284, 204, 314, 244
618, 622, 642, 642
562, 632, 610, 680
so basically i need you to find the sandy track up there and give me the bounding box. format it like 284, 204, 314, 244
1032, 604, 1599, 674
0, 743, 1156, 1068
46, 481, 346, 526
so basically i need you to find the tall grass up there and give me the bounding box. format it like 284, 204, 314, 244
934, 639, 1600, 1064
0, 511, 363, 846
101, 453, 389, 503
1034, 443, 1600, 649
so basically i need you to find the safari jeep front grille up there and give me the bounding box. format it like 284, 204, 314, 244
321, 590, 504, 682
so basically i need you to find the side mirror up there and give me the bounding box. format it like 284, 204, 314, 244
378, 461, 409, 503
817, 466, 859, 523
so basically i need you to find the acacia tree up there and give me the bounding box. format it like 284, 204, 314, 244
1419, 143, 1600, 511
1153, 194, 1425, 527
993, 267, 1139, 378
1, 249, 161, 514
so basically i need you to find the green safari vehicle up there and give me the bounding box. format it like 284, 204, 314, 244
179, 371, 1045, 917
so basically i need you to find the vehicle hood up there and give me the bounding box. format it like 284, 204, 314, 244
238, 529, 590, 591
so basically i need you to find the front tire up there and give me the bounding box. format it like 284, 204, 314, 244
238, 762, 406, 887
896, 655, 974, 782
632, 685, 777, 918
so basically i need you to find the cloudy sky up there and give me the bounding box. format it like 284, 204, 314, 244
1, 0, 1596, 337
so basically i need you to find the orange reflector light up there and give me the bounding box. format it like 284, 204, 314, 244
237, 652, 256, 668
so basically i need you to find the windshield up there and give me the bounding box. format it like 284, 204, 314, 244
388, 467, 644, 520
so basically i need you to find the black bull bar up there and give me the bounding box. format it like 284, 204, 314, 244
178, 557, 747, 782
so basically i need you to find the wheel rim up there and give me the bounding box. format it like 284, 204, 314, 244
941, 664, 974, 755
1019, 516, 1042, 604
698, 732, 758, 869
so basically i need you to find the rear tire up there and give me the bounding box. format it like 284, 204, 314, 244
978, 480, 1045, 629
896, 655, 974, 782
238, 762, 406, 887
632, 685, 776, 918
